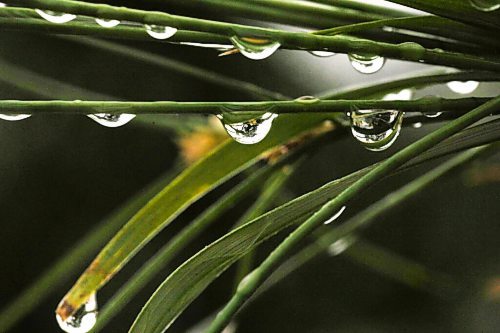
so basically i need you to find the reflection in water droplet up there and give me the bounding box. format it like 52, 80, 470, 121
95, 18, 120, 28
350, 108, 403, 151
309, 50, 335, 57
35, 9, 76, 24
0, 114, 31, 121
217, 111, 277, 144
446, 81, 479, 94
412, 122, 423, 129
230, 36, 281, 60
324, 206, 346, 225
348, 53, 385, 74
470, 0, 500, 11
56, 293, 98, 333
145, 24, 177, 40
328, 235, 357, 256
383, 88, 413, 101
87, 113, 135, 127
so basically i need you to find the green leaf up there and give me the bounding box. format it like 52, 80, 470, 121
129, 118, 500, 333
56, 112, 331, 320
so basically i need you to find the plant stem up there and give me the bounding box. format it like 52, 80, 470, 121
0, 97, 491, 115
9, 1, 500, 71
205, 97, 500, 333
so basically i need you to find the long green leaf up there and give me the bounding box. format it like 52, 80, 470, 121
56, 113, 331, 319
129, 115, 500, 333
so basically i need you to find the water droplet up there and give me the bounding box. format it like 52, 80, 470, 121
95, 18, 120, 28
424, 111, 442, 118
383, 88, 413, 101
412, 122, 423, 128
294, 95, 320, 104
348, 53, 385, 74
56, 293, 97, 333
217, 111, 277, 144
35, 9, 76, 24
0, 114, 31, 121
309, 50, 335, 57
230, 36, 280, 60
446, 81, 479, 94
328, 235, 357, 256
470, 0, 500, 11
324, 206, 346, 225
350, 108, 403, 151
87, 113, 135, 127
145, 24, 177, 40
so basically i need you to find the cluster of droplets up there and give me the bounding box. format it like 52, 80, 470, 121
349, 89, 411, 152
216, 109, 278, 145
469, 0, 500, 11
56, 294, 98, 333
348, 53, 386, 74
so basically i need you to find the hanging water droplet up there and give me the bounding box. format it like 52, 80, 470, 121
350, 108, 403, 151
348, 53, 385, 74
145, 24, 177, 40
446, 81, 479, 94
412, 122, 423, 129
87, 113, 135, 128
328, 235, 357, 256
217, 110, 277, 144
309, 50, 335, 57
56, 293, 98, 333
95, 18, 120, 28
324, 206, 346, 225
230, 36, 281, 60
470, 0, 500, 11
35, 9, 76, 24
383, 88, 413, 101
0, 113, 31, 121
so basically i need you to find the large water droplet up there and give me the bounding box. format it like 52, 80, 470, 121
230, 36, 280, 60
87, 113, 135, 128
0, 114, 31, 121
309, 50, 335, 57
95, 18, 120, 28
350, 108, 403, 151
348, 53, 385, 74
446, 80, 479, 94
217, 111, 277, 144
324, 206, 346, 225
56, 293, 97, 333
470, 0, 500, 11
328, 235, 357, 256
145, 24, 177, 40
35, 9, 76, 24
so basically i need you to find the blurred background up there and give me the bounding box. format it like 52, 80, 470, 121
0, 1, 499, 332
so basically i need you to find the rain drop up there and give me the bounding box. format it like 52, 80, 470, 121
350, 108, 403, 151
328, 235, 357, 256
35, 9, 76, 24
95, 18, 120, 28
87, 113, 135, 128
56, 293, 98, 333
348, 53, 385, 74
145, 24, 177, 40
446, 81, 479, 94
230, 36, 280, 60
470, 0, 500, 11
0, 114, 31, 121
324, 206, 346, 225
309, 50, 335, 57
217, 111, 277, 144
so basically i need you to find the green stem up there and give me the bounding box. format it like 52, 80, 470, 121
0, 163, 182, 333
205, 97, 500, 333
0, 97, 491, 115
10, 1, 500, 71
